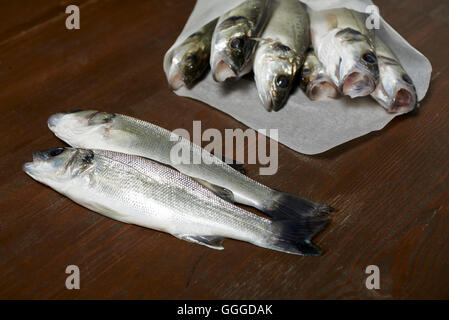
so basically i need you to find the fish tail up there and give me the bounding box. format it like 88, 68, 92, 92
265, 214, 331, 256
262, 190, 334, 220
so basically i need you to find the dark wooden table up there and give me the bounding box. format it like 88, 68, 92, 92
0, 0, 448, 299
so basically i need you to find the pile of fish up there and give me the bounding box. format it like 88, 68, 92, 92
23, 110, 333, 256
167, 0, 417, 113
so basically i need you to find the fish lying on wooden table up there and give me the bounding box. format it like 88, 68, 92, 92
23, 147, 330, 255
47, 110, 334, 221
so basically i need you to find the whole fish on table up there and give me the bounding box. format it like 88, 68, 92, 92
210, 0, 271, 82
167, 19, 218, 90
48, 110, 333, 222
253, 0, 310, 111
23, 147, 330, 255
300, 48, 339, 101
308, 8, 379, 98
370, 35, 417, 113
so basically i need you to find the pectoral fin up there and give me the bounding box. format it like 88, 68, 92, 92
175, 234, 225, 250
192, 178, 234, 203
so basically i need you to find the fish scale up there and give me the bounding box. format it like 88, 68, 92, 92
24, 147, 330, 255
210, 0, 271, 81
253, 0, 310, 111
168, 19, 218, 90
370, 35, 417, 113
92, 150, 271, 240
300, 49, 339, 101
308, 7, 379, 98
46, 111, 334, 254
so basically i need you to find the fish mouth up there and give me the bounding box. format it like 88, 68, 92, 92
256, 86, 274, 112
212, 60, 237, 82
307, 80, 339, 101
341, 71, 376, 98
22, 162, 36, 174
258, 92, 287, 112
22, 159, 42, 178
271, 96, 288, 112
168, 71, 186, 91
48, 113, 65, 130
390, 88, 416, 114
261, 97, 273, 112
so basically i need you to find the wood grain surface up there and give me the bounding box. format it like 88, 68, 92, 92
0, 0, 448, 299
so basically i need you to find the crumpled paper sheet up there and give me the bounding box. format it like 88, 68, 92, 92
163, 0, 432, 155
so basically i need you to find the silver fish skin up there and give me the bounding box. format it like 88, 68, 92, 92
308, 8, 379, 98
253, 0, 310, 111
300, 49, 339, 101
23, 147, 330, 255
370, 35, 417, 113
210, 0, 271, 82
48, 110, 333, 222
168, 19, 218, 90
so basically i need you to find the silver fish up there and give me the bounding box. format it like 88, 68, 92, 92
48, 110, 333, 222
371, 35, 417, 113
167, 19, 218, 90
23, 147, 330, 255
210, 0, 271, 82
308, 8, 379, 98
253, 0, 310, 111
300, 49, 339, 101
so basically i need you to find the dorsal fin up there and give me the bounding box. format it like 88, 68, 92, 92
212, 153, 246, 174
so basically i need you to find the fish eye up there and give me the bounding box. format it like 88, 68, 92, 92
229, 38, 244, 50
49, 148, 65, 157
276, 44, 291, 52
402, 74, 413, 85
302, 67, 311, 74
276, 75, 289, 88
362, 52, 377, 64
184, 54, 198, 66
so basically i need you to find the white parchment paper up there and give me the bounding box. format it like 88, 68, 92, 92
163, 0, 432, 155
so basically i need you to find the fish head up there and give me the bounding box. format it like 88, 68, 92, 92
168, 39, 209, 90
372, 56, 417, 113
300, 51, 339, 101
23, 147, 95, 186
255, 42, 297, 111
211, 16, 254, 82
48, 110, 116, 146
333, 28, 379, 98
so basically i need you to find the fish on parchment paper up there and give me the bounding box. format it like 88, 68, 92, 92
300, 48, 339, 101
308, 8, 379, 98
23, 147, 330, 255
167, 19, 218, 90
48, 110, 333, 221
253, 0, 310, 111
210, 0, 271, 82
370, 35, 417, 113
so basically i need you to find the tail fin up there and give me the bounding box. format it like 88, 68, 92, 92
260, 191, 333, 255
262, 190, 334, 220
267, 215, 331, 256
